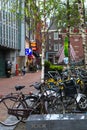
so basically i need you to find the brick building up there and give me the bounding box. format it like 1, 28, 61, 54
45, 26, 87, 65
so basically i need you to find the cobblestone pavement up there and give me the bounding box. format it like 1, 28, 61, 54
0, 71, 41, 130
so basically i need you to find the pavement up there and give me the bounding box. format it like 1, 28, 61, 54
0, 71, 87, 130
0, 71, 41, 130
0, 71, 41, 96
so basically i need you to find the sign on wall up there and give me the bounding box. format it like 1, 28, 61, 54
30, 42, 37, 51
25, 48, 32, 56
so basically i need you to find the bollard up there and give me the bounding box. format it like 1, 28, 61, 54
16, 64, 19, 76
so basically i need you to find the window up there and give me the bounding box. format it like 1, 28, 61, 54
59, 43, 62, 50
54, 44, 58, 51
74, 46, 79, 48
49, 46, 52, 50
0, 12, 1, 21
0, 1, 1, 10
54, 56, 58, 64
54, 32, 58, 40
49, 35, 51, 39
3, 11, 5, 20
74, 39, 79, 42
49, 40, 51, 44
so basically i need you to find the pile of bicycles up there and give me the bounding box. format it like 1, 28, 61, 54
45, 68, 87, 111
0, 68, 87, 126
0, 82, 58, 126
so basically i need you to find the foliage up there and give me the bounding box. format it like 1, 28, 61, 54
44, 60, 51, 73
4, 0, 87, 30
44, 60, 63, 73
49, 65, 63, 72
44, 60, 51, 68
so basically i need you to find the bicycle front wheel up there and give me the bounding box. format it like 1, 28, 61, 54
0, 96, 25, 126
47, 96, 65, 114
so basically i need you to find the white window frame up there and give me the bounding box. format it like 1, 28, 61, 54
49, 35, 51, 39
59, 43, 62, 50
54, 44, 58, 51
54, 32, 58, 40
53, 56, 57, 64
49, 46, 52, 50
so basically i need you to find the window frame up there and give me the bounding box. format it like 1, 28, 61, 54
54, 43, 58, 51
54, 32, 58, 40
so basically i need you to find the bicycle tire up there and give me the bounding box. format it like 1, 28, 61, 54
46, 95, 65, 114
24, 94, 49, 114
77, 96, 87, 111
24, 95, 43, 114
0, 96, 26, 126
24, 94, 38, 108
63, 96, 77, 113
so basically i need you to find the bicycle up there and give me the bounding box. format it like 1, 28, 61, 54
0, 85, 29, 126
48, 78, 87, 113
0, 83, 49, 126
1, 80, 86, 127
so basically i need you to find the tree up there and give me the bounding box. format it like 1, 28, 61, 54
4, 0, 87, 77
77, 0, 87, 69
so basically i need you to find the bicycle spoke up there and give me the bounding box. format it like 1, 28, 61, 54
0, 97, 25, 126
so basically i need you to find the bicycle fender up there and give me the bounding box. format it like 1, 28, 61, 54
76, 93, 86, 103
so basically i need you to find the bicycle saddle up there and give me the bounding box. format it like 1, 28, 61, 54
15, 85, 25, 91
30, 82, 42, 90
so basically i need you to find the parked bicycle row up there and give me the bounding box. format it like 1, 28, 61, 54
0, 68, 87, 126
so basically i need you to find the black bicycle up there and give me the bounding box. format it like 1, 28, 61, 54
0, 83, 49, 126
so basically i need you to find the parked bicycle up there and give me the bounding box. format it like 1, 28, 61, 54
44, 77, 87, 113
0, 83, 50, 126
0, 69, 87, 126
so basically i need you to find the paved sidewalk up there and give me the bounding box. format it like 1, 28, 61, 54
0, 71, 41, 130
0, 71, 41, 96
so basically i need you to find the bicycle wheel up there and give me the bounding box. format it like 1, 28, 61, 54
77, 96, 87, 111
63, 96, 77, 113
46, 95, 65, 114
0, 96, 26, 126
24, 95, 43, 114
24, 94, 38, 107
25, 94, 49, 114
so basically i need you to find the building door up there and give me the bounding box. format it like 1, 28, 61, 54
0, 52, 5, 77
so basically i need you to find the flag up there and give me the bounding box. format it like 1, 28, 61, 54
64, 36, 68, 57
57, 44, 76, 64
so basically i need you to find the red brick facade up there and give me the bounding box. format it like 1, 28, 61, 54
45, 30, 87, 64
62, 34, 84, 61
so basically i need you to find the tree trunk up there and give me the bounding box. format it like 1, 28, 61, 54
41, 0, 46, 83
78, 0, 87, 69
41, 38, 45, 83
